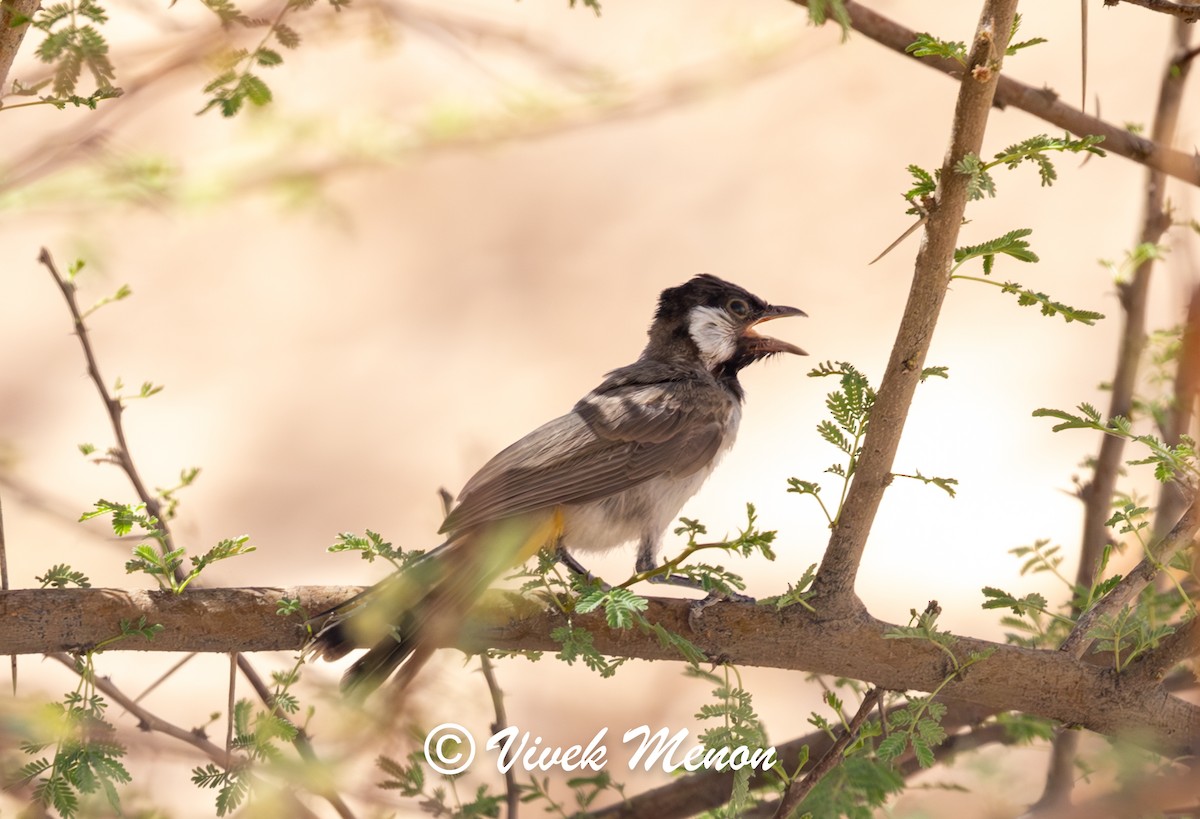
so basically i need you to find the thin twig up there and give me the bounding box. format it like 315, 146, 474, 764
132, 652, 198, 704
480, 654, 519, 819
1081, 0, 1088, 112
226, 653, 237, 769
47, 653, 330, 819
36, 249, 175, 553
771, 688, 883, 818
46, 653, 233, 766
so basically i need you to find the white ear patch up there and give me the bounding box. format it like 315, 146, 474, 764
687, 306, 737, 371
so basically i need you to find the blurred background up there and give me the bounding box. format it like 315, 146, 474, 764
1, 0, 1198, 815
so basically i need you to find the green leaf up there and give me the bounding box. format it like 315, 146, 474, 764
905, 32, 966, 64
568, 0, 601, 15
954, 153, 996, 200
896, 470, 958, 498
805, 0, 851, 40
36, 563, 92, 588
911, 734, 935, 768
991, 134, 1106, 186
876, 733, 908, 763
902, 163, 937, 214
192, 535, 255, 572
638, 617, 706, 666
201, 0, 251, 25
254, 47, 283, 67
954, 228, 1039, 273
239, 73, 272, 106
275, 23, 300, 48
996, 282, 1104, 324
996, 712, 1056, 743
551, 625, 623, 678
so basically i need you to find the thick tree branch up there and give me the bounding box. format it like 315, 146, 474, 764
2, 586, 1197, 758
578, 699, 999, 819
789, 1, 1200, 188
0, 0, 38, 94
811, 0, 1019, 610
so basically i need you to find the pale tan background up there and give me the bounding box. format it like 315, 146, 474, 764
1, 1, 1198, 816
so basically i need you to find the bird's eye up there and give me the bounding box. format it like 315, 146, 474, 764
727, 298, 750, 318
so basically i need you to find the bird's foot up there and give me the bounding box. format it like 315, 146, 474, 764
685, 587, 755, 632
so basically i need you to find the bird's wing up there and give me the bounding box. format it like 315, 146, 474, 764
439, 375, 731, 535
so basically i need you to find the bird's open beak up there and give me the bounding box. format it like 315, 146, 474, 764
741, 304, 807, 356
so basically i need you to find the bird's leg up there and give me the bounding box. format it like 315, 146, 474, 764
636, 539, 754, 631
556, 544, 610, 590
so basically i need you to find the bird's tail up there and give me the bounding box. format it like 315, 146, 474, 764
310, 514, 560, 698
309, 540, 476, 698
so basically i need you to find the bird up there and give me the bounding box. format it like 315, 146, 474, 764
311, 274, 806, 697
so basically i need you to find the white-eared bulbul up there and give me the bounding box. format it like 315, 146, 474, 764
313, 274, 805, 696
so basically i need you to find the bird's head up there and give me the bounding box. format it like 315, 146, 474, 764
647, 274, 807, 375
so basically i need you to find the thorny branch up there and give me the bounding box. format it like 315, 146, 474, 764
811, 0, 1020, 610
